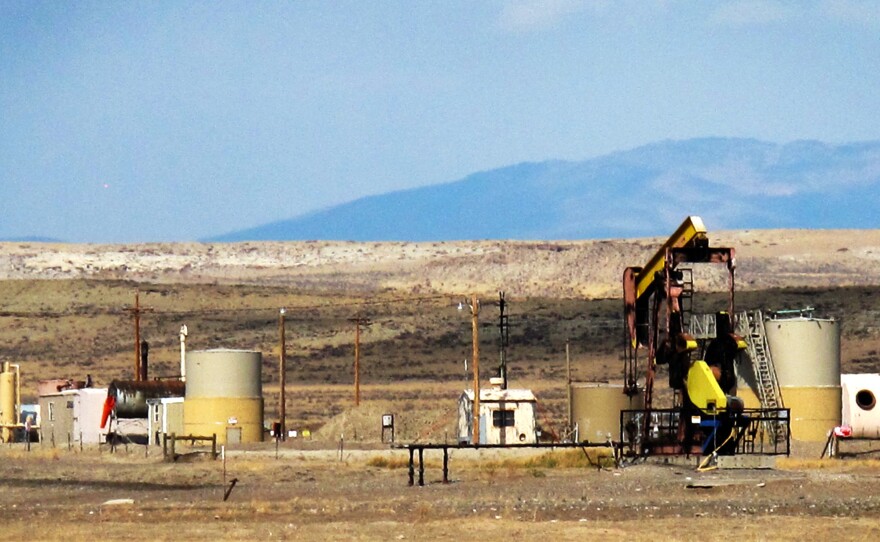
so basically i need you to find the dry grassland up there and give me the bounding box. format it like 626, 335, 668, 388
2, 444, 880, 541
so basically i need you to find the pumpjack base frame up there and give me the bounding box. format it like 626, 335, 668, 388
619, 407, 791, 459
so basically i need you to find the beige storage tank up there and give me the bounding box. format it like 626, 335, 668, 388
570, 383, 644, 442
1, 362, 18, 442
183, 349, 264, 444
764, 316, 841, 442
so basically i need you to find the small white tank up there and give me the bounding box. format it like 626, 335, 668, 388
841, 374, 880, 438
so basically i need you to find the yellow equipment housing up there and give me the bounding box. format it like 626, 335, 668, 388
685, 361, 728, 414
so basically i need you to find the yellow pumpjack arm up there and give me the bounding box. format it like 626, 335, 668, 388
634, 215, 707, 301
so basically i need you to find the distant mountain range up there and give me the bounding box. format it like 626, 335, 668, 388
0, 236, 63, 243
209, 137, 879, 242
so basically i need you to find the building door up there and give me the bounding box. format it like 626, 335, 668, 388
226, 427, 242, 444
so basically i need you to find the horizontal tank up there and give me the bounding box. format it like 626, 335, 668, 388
841, 374, 880, 439
108, 380, 185, 419
570, 383, 644, 442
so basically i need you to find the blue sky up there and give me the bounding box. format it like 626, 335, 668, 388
1, 1, 879, 242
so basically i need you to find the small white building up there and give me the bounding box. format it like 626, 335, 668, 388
39, 388, 109, 445
458, 386, 538, 445
147, 397, 185, 445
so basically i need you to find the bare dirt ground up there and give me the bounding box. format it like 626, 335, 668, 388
1, 444, 880, 541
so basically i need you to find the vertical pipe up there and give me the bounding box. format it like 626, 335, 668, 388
728, 251, 736, 327
354, 320, 360, 407
566, 341, 572, 436
134, 290, 141, 381
140, 340, 149, 382
471, 294, 480, 445
279, 308, 286, 440
15, 364, 21, 428
179, 325, 187, 382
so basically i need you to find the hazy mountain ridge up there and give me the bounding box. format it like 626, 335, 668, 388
209, 138, 880, 242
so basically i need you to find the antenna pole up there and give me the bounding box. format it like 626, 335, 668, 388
470, 294, 480, 445
279, 308, 286, 441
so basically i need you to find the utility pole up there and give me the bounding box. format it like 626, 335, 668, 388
279, 308, 287, 441
469, 294, 481, 445
349, 317, 371, 407
124, 289, 152, 382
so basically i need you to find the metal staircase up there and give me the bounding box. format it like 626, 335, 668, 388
739, 310, 786, 442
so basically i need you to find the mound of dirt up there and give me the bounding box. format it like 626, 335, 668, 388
313, 400, 459, 444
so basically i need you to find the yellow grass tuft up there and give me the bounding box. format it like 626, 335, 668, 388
465, 448, 615, 471
366, 455, 439, 469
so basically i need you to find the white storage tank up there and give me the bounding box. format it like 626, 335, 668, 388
764, 316, 841, 442
183, 349, 264, 444
841, 374, 880, 438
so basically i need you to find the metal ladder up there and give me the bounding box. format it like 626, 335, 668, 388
740, 310, 786, 442
679, 268, 694, 333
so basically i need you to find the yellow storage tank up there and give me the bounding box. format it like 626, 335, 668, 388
1, 362, 17, 442
570, 383, 644, 442
764, 316, 841, 442
183, 349, 264, 444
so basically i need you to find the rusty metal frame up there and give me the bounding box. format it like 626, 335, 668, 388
622, 241, 737, 457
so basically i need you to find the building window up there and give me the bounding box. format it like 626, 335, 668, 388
493, 409, 515, 428
48, 402, 55, 422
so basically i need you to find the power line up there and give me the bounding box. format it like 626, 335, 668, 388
0, 293, 455, 318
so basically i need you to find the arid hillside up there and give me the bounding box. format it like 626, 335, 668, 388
2, 229, 880, 435
2, 229, 880, 297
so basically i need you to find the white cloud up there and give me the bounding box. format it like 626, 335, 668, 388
497, 0, 599, 32
709, 0, 794, 27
